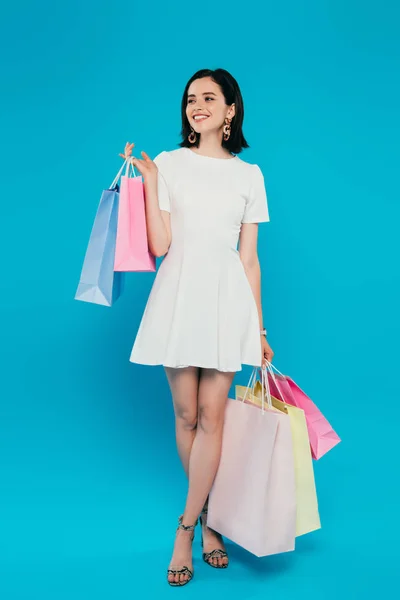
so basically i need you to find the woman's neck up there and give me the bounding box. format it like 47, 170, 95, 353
191, 137, 232, 159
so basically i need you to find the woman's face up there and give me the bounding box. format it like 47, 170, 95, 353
186, 77, 235, 136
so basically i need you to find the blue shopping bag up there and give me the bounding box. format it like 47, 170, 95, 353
74, 162, 128, 306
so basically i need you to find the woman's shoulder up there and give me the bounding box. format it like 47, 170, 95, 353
153, 148, 186, 181
233, 156, 265, 184
153, 148, 186, 174
154, 148, 185, 162
235, 154, 262, 171
154, 149, 264, 180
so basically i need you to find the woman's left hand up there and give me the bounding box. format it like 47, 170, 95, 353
261, 337, 274, 368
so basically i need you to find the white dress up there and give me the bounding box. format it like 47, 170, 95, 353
129, 147, 270, 372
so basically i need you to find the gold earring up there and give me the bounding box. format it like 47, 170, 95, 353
223, 117, 232, 141
188, 127, 197, 143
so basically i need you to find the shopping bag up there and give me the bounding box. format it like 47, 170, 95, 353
75, 162, 126, 306
237, 367, 321, 537
208, 367, 296, 557
114, 159, 156, 272
267, 364, 341, 460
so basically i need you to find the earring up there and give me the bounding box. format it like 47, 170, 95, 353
223, 117, 232, 141
188, 127, 197, 143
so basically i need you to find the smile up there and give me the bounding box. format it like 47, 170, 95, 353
193, 115, 209, 122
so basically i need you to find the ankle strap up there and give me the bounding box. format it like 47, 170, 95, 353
177, 515, 198, 531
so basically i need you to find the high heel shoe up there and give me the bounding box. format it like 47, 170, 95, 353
167, 515, 198, 587
200, 507, 229, 569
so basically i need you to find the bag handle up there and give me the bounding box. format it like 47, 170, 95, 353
109, 160, 127, 189
259, 362, 286, 405
125, 156, 138, 178
108, 157, 138, 190
239, 366, 272, 414
265, 362, 286, 378
240, 367, 257, 404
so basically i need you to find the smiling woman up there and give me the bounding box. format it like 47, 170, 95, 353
179, 68, 249, 156
121, 67, 273, 587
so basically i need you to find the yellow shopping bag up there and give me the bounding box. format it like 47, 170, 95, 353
236, 375, 321, 537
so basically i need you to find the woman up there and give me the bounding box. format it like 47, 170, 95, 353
120, 68, 274, 586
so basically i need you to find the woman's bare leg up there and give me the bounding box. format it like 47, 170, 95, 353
164, 366, 200, 475
164, 366, 200, 584
166, 367, 234, 582
182, 368, 234, 567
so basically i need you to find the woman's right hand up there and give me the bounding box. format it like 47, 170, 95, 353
120, 141, 158, 184
119, 141, 135, 160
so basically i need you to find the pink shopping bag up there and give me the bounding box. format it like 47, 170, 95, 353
208, 368, 296, 557
267, 364, 341, 460
114, 160, 156, 272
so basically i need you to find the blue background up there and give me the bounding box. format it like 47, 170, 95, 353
1, 1, 399, 598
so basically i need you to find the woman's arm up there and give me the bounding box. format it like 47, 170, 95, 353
143, 176, 171, 257
239, 223, 264, 329
239, 222, 274, 365
120, 143, 171, 257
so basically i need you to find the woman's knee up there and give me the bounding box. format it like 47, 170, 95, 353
197, 369, 233, 434
175, 405, 198, 431
166, 366, 200, 431
197, 403, 226, 434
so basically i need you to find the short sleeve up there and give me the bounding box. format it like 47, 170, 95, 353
242, 164, 270, 224
153, 151, 171, 213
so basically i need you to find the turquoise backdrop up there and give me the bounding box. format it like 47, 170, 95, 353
1, 1, 399, 598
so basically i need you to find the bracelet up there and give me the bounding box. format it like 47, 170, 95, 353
260, 328, 267, 337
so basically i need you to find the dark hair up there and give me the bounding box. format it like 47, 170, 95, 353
178, 68, 250, 155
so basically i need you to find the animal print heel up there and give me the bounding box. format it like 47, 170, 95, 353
167, 516, 198, 587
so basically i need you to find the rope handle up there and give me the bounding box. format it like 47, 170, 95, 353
258, 362, 287, 405
108, 160, 127, 190
124, 156, 137, 178
239, 366, 272, 414
108, 157, 138, 190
